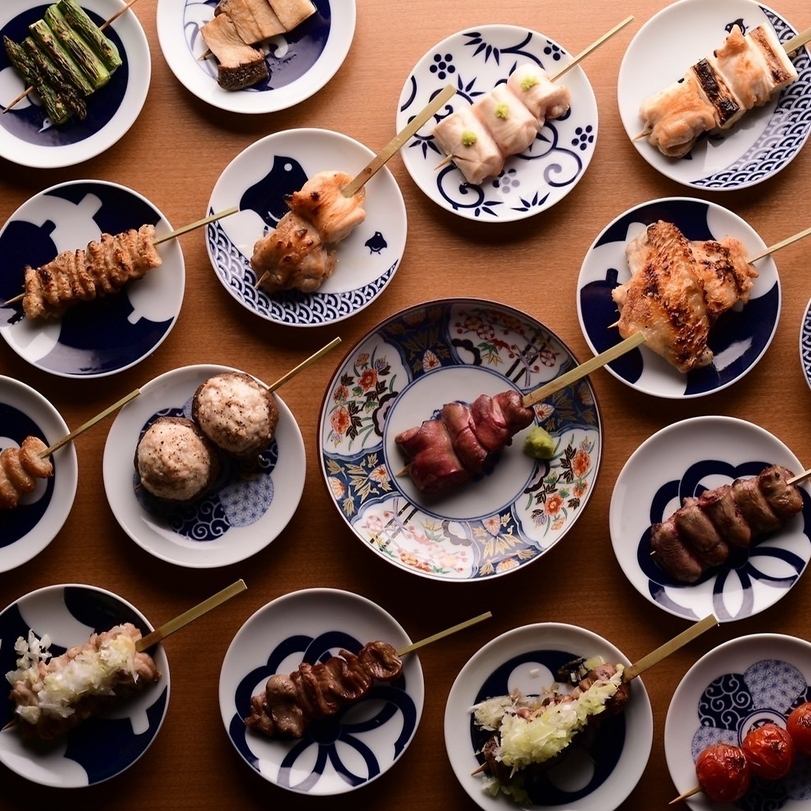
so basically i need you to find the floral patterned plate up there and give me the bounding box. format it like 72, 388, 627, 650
318, 299, 602, 582
396, 24, 598, 222
610, 416, 811, 623
665, 633, 811, 810
102, 364, 305, 568
219, 588, 423, 795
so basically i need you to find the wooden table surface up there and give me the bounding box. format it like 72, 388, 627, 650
2, 0, 811, 807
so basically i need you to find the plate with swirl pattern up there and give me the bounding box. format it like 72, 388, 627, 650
800, 298, 811, 391
318, 298, 602, 582
219, 588, 423, 795
396, 25, 598, 222
618, 0, 811, 190
666, 634, 811, 810
206, 128, 406, 327
610, 416, 811, 623
102, 363, 305, 568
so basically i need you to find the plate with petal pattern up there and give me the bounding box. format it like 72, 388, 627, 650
219, 588, 423, 795
665, 634, 811, 810
610, 416, 811, 623
396, 24, 598, 222
318, 299, 602, 582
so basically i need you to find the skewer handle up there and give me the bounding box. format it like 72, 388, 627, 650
669, 786, 702, 805
397, 611, 492, 657
41, 388, 140, 458
341, 84, 456, 198
136, 580, 247, 652
748, 224, 811, 263
522, 332, 645, 408
784, 25, 811, 55
2, 292, 24, 308
623, 614, 717, 682
265, 337, 342, 394
154, 206, 239, 246
789, 467, 811, 486
549, 15, 635, 82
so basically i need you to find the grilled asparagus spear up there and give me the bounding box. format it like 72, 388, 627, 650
3, 36, 70, 124
57, 0, 122, 70
29, 20, 94, 95
22, 37, 87, 121
42, 6, 110, 89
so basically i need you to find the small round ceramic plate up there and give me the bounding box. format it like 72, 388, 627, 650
577, 197, 779, 399
0, 0, 150, 169
319, 298, 602, 582
0, 583, 169, 787
103, 364, 306, 568
157, 0, 355, 114
665, 634, 811, 810
0, 180, 185, 379
611, 416, 811, 623
219, 588, 423, 795
618, 0, 811, 190
445, 622, 653, 810
396, 24, 598, 222
0, 376, 77, 572
800, 298, 811, 390
207, 128, 406, 327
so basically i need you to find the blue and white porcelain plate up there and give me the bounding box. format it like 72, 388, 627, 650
207, 128, 406, 327
219, 588, 423, 795
0, 0, 150, 168
666, 634, 811, 810
102, 364, 306, 568
577, 197, 779, 399
319, 299, 602, 582
0, 376, 77, 573
0, 583, 170, 787
396, 24, 598, 222
610, 416, 811, 623
0, 180, 185, 379
618, 0, 811, 190
799, 298, 811, 391
444, 622, 653, 810
157, 0, 355, 114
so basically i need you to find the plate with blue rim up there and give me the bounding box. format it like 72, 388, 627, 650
800, 298, 811, 390
318, 298, 602, 582
0, 0, 150, 169
665, 633, 811, 810
206, 128, 406, 328
0, 582, 170, 787
618, 0, 811, 191
102, 363, 305, 568
444, 622, 653, 810
610, 416, 811, 623
0, 375, 77, 573
0, 180, 185, 379
156, 0, 355, 114
396, 24, 598, 222
219, 587, 423, 796
576, 197, 780, 399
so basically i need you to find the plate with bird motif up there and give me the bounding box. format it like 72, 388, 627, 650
576, 197, 779, 399
318, 298, 602, 582
0, 0, 150, 168
206, 128, 407, 327
219, 587, 423, 795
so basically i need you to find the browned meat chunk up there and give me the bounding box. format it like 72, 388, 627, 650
286, 171, 366, 244
396, 418, 470, 495
650, 518, 704, 583
732, 476, 781, 534
441, 402, 488, 474
758, 465, 803, 519
674, 497, 729, 566
698, 483, 752, 548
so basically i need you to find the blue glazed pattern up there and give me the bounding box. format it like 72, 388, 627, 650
470, 649, 625, 804
228, 630, 417, 792
0, 6, 129, 145
801, 301, 811, 388
690, 659, 811, 810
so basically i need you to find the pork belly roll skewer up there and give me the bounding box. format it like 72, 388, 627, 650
651, 465, 804, 584
432, 104, 504, 185
472, 85, 538, 157
0, 437, 54, 510
507, 64, 571, 121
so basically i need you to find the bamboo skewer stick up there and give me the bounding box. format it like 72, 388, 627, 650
397, 611, 492, 657
669, 786, 702, 805
262, 337, 341, 394
549, 15, 635, 82
136, 580, 247, 652
789, 468, 811, 486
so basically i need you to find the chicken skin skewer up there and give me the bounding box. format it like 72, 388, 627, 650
0, 437, 54, 510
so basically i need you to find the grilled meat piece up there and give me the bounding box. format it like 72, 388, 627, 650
201, 12, 268, 90
286, 170, 366, 244
758, 465, 804, 518
432, 103, 504, 185
651, 518, 704, 583
472, 85, 538, 157
0, 437, 54, 510
507, 64, 571, 121
698, 484, 752, 548
731, 476, 781, 534
396, 417, 470, 495
674, 497, 729, 566
689, 236, 757, 321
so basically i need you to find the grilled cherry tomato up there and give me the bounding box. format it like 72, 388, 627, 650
696, 743, 751, 803
787, 702, 811, 756
742, 723, 795, 780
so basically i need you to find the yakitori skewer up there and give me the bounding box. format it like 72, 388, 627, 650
263, 336, 341, 393
397, 610, 492, 656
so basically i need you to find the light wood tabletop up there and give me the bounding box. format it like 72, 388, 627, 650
2, 0, 811, 808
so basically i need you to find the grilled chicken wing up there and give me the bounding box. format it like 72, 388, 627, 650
286, 171, 366, 244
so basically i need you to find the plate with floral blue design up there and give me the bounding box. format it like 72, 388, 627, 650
219, 587, 423, 795
665, 633, 811, 810
0, 0, 150, 169
610, 416, 811, 623
0, 180, 185, 379
396, 24, 598, 222
0, 376, 77, 573
799, 298, 811, 391
157, 0, 354, 114
444, 622, 653, 810
618, 0, 811, 190
102, 363, 305, 568
0, 583, 170, 787
318, 298, 602, 582
577, 197, 779, 399
206, 128, 406, 327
